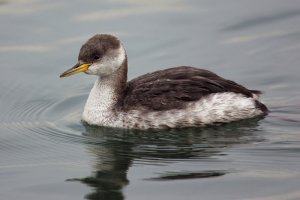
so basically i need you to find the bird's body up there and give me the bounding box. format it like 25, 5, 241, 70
60, 34, 268, 129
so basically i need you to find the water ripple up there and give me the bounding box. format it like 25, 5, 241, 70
222, 9, 300, 31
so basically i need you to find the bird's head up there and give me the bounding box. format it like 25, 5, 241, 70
60, 34, 126, 78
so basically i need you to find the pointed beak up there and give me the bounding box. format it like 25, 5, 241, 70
59, 63, 91, 78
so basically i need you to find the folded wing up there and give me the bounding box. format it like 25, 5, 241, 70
123, 66, 259, 111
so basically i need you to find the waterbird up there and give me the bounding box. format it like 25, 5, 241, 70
60, 34, 268, 129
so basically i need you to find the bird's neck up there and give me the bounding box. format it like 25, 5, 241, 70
83, 60, 128, 118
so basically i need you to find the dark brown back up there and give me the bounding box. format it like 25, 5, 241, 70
122, 66, 261, 111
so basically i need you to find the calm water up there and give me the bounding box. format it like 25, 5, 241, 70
1, 0, 300, 199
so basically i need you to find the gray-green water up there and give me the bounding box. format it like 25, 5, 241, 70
1, 0, 300, 199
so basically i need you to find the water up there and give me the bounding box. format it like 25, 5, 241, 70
1, 0, 300, 199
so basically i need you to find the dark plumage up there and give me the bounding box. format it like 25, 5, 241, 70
79, 35, 121, 63
122, 66, 266, 112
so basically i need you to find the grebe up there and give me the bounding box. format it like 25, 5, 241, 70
60, 34, 268, 129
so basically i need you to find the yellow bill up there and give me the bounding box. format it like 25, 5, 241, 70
60, 63, 91, 78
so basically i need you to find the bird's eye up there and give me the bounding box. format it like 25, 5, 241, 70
94, 55, 100, 60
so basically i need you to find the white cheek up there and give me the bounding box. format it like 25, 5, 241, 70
86, 45, 126, 76
86, 63, 113, 76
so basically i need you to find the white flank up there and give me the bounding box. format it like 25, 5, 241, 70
83, 91, 264, 129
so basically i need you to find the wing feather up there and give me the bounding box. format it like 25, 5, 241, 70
122, 66, 257, 111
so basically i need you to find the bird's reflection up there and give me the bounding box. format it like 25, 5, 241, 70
68, 117, 264, 200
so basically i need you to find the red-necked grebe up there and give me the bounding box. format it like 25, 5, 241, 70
60, 34, 268, 129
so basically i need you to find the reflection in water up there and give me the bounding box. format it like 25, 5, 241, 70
145, 170, 227, 181
68, 118, 263, 200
